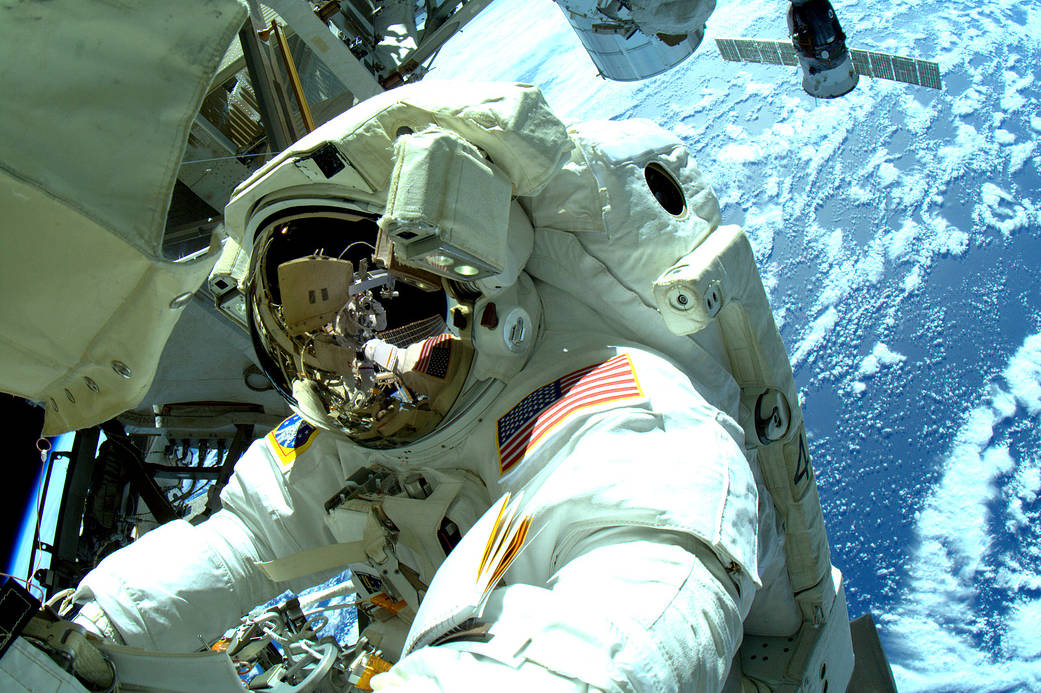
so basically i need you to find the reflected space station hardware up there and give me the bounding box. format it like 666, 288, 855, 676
716, 0, 941, 97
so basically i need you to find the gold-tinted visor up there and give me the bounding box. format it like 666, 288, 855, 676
247, 209, 472, 447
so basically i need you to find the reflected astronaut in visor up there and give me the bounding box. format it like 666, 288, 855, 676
248, 212, 473, 447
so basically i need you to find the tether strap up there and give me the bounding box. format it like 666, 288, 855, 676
256, 540, 369, 583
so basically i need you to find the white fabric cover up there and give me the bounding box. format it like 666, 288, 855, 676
522, 118, 741, 418
527, 119, 721, 307
0, 0, 247, 434
75, 95, 792, 691
224, 81, 573, 251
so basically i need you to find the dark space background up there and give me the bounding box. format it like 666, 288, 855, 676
0, 393, 46, 578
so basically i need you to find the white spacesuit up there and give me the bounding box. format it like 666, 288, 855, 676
72, 82, 809, 692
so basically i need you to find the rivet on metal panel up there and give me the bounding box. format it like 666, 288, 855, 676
64, 388, 76, 403
84, 377, 100, 393
112, 361, 133, 379
170, 292, 193, 310
49, 398, 58, 412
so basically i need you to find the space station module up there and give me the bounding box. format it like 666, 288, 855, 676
67, 82, 854, 692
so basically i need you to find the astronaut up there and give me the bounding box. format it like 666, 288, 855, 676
71, 82, 804, 692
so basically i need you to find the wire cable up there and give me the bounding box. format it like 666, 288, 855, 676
1, 571, 42, 598
181, 152, 275, 165
26, 439, 55, 598
338, 241, 376, 259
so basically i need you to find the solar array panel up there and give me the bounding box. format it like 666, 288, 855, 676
867, 50, 894, 81
916, 60, 943, 90
851, 49, 942, 89
714, 38, 942, 90
716, 38, 798, 67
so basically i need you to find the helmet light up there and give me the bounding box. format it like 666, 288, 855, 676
380, 127, 511, 283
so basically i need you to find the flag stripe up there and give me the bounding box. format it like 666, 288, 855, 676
514, 363, 634, 429
499, 384, 642, 466
497, 355, 643, 474
478, 494, 512, 579
499, 374, 642, 455
498, 382, 643, 462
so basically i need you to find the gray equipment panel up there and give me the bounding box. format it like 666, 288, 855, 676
847, 614, 899, 693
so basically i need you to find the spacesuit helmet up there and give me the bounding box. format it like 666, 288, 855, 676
226, 84, 575, 447
247, 201, 487, 447
238, 146, 543, 448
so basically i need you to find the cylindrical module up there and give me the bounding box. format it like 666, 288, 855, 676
553, 0, 705, 81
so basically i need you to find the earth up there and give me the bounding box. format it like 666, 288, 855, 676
419, 0, 1041, 691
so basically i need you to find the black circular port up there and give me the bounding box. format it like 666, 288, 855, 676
644, 162, 686, 217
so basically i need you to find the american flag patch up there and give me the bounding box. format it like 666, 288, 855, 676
416, 334, 452, 378
496, 354, 643, 475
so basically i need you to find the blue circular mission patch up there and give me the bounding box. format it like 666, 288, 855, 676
267, 414, 319, 466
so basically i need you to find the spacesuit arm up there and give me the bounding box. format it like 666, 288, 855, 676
73, 509, 283, 652
377, 366, 760, 693
376, 528, 750, 692
72, 433, 342, 652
